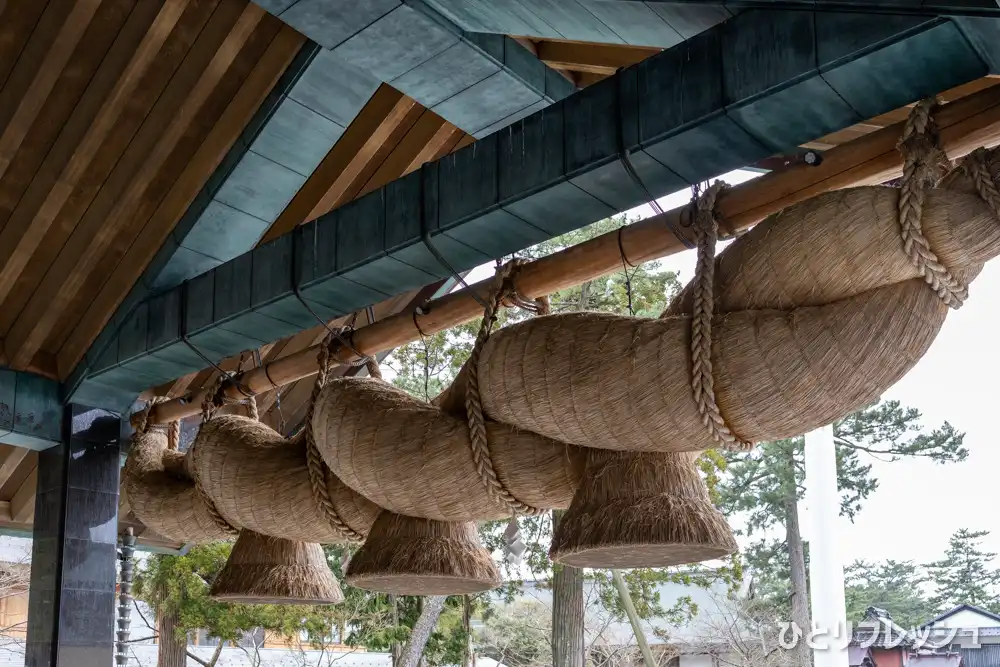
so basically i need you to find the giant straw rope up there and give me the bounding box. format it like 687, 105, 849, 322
123, 102, 1000, 576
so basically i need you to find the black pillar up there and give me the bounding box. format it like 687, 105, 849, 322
25, 405, 124, 667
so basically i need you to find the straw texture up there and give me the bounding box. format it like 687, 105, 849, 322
188, 415, 378, 543
313, 378, 584, 521
550, 450, 736, 568
210, 529, 343, 604
345, 511, 501, 595
124, 429, 234, 543
476, 278, 945, 451
668, 187, 996, 316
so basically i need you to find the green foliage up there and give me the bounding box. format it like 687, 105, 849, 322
844, 560, 936, 628
719, 402, 966, 610
133, 544, 319, 645
478, 601, 552, 667
926, 529, 1000, 613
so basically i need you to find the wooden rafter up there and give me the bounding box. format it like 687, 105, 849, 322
531, 39, 661, 76
4, 2, 268, 371
49, 20, 304, 377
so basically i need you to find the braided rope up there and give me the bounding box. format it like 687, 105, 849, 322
365, 355, 383, 381
167, 420, 180, 451
897, 99, 967, 309
304, 338, 366, 543
245, 394, 259, 421
465, 261, 545, 516
960, 147, 1000, 222
689, 182, 754, 452
191, 375, 239, 537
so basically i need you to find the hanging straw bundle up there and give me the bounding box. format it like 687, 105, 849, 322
472, 277, 944, 452
211, 529, 343, 604
124, 426, 233, 543
345, 511, 501, 595
122, 106, 1000, 587
550, 450, 735, 567
188, 414, 378, 543
312, 377, 584, 522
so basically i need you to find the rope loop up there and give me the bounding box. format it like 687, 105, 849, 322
688, 181, 754, 452
465, 260, 547, 516
959, 147, 1000, 222
189, 377, 241, 537
897, 98, 967, 309
303, 334, 366, 544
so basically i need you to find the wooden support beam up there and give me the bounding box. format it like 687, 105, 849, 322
532, 40, 660, 75
0, 447, 29, 490
139, 81, 1000, 426
10, 465, 36, 523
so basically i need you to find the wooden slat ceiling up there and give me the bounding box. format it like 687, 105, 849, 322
0, 0, 303, 381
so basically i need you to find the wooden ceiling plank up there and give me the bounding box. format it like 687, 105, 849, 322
260, 84, 405, 244
407, 123, 464, 172
0, 0, 190, 310
324, 98, 424, 210
0, 1, 73, 160
545, 61, 618, 76
0, 0, 103, 182
0, 0, 214, 337
0, 447, 27, 491
534, 40, 659, 73
10, 464, 36, 523
0, 2, 49, 100
358, 111, 447, 197
55, 23, 303, 377
5, 3, 268, 372
47, 13, 281, 355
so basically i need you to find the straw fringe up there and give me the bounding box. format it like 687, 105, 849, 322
346, 512, 500, 595
550, 449, 736, 568
210, 529, 343, 605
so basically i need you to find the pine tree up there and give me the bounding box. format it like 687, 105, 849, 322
844, 560, 935, 629
926, 529, 1000, 613
718, 403, 966, 641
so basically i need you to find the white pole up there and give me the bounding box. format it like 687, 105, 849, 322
804, 424, 849, 667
